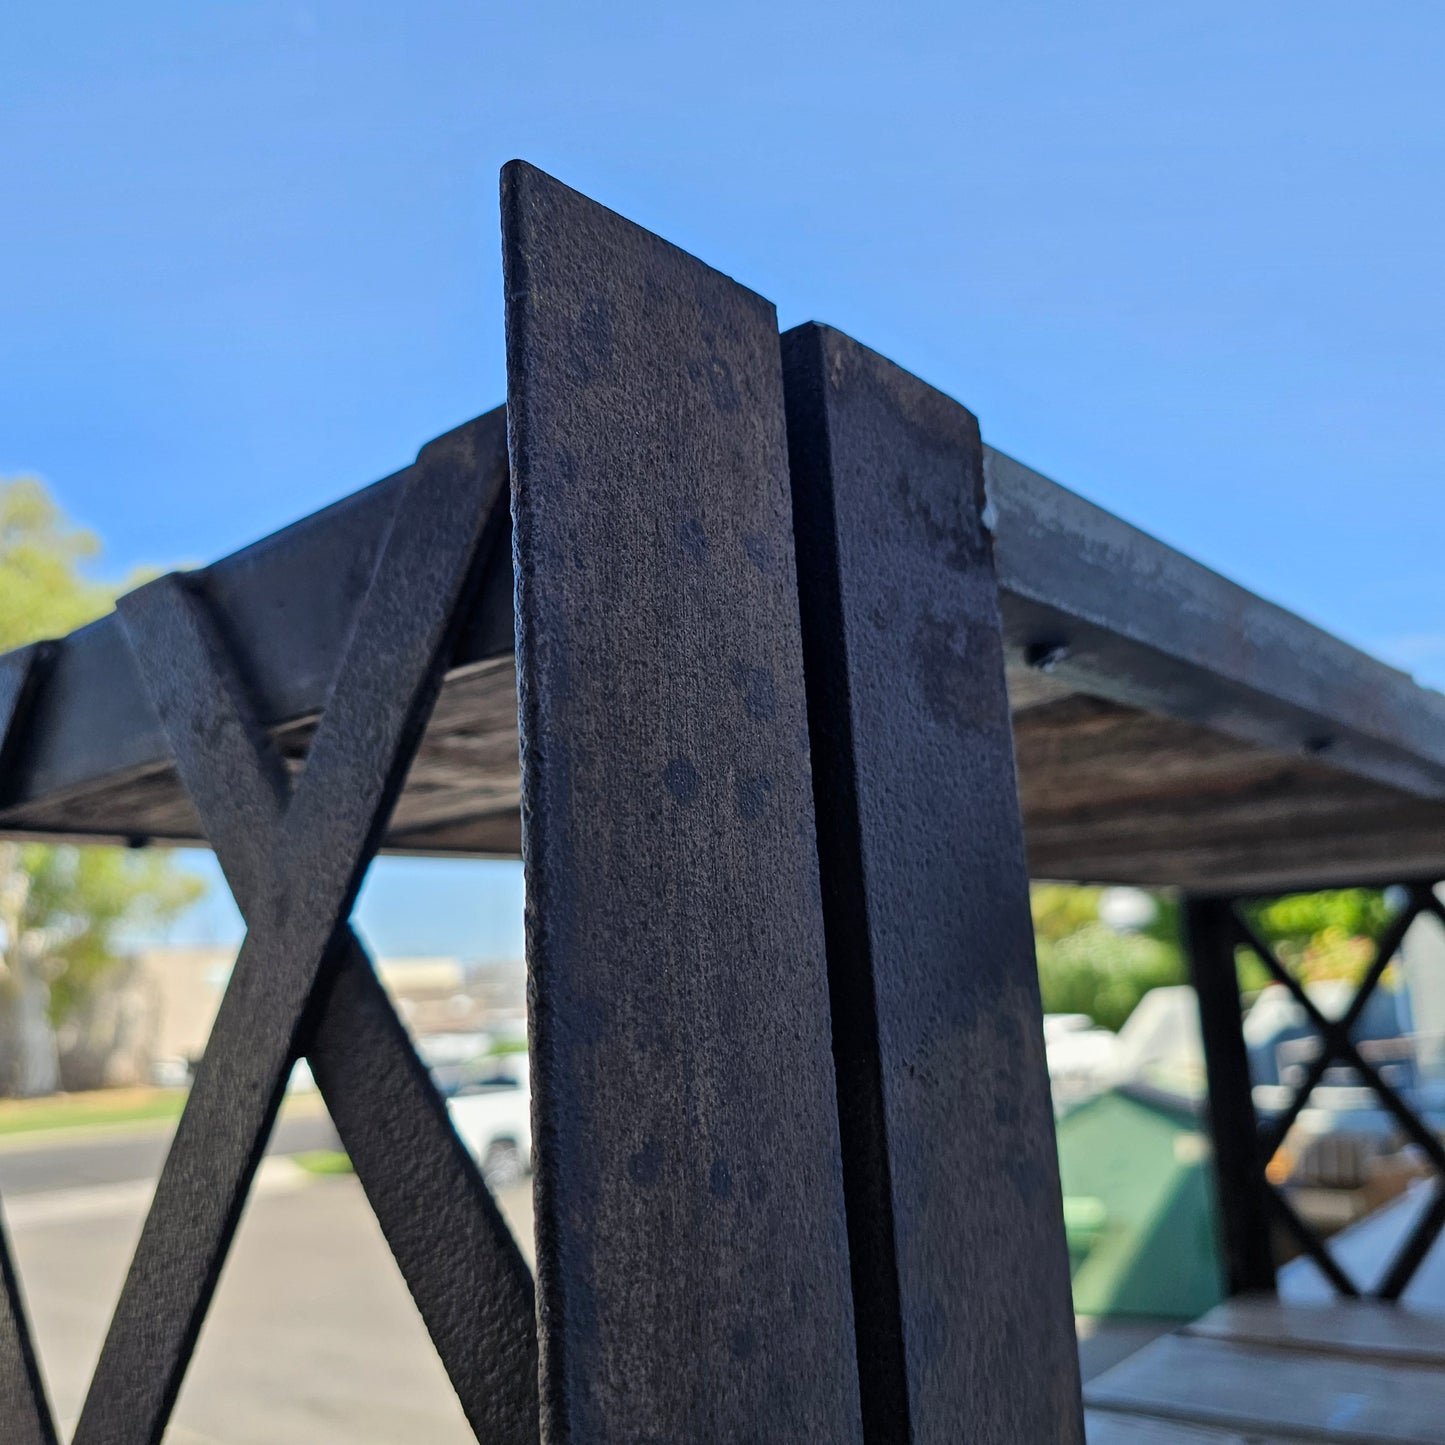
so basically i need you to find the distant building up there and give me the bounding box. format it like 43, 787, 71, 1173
123, 946, 527, 1082
375, 955, 482, 1034
141, 944, 235, 1067
55, 943, 233, 1091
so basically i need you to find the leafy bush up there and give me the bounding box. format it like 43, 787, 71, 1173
1031, 883, 1395, 1034
1035, 923, 1186, 1032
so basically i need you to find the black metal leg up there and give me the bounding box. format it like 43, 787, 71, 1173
783, 323, 1084, 1444
1183, 895, 1277, 1296
504, 163, 864, 1443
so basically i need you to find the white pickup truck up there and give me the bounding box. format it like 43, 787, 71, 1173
445, 1053, 533, 1189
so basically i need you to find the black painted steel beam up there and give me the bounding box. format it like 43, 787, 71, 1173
1380, 1181, 1445, 1301
1182, 895, 1277, 1297
1234, 900, 1445, 1178
1266, 1185, 1360, 1297
106, 533, 538, 1439
0, 413, 516, 835
782, 322, 1084, 1443
1228, 887, 1445, 1301
505, 162, 863, 1442
985, 449, 1445, 801
1189, 884, 1445, 1304
305, 944, 539, 1441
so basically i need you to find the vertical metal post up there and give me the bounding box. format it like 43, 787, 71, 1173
1183, 894, 1277, 1296
504, 165, 862, 1443
782, 323, 1083, 1444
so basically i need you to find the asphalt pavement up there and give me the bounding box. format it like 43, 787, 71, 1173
0, 1105, 342, 1196
4, 1140, 534, 1444
3, 1120, 1142, 1440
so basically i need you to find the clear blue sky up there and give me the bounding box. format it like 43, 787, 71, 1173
5, 2, 1443, 953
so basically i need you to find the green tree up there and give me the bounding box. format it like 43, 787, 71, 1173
1242, 889, 1392, 987
1032, 885, 1186, 1030
1030, 882, 1397, 1033
0, 478, 117, 643
0, 477, 204, 1096
1030, 883, 1107, 944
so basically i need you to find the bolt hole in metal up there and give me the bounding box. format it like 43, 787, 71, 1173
1025, 639, 1072, 673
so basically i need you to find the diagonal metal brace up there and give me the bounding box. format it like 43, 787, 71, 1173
122, 559, 538, 1443
1242, 893, 1429, 1163
1234, 889, 1445, 1299
74, 422, 536, 1445
1265, 1185, 1360, 1296
1234, 903, 1445, 1177
0, 1185, 56, 1445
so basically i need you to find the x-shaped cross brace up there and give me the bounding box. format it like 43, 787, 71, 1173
1234, 888, 1445, 1299
0, 421, 538, 1445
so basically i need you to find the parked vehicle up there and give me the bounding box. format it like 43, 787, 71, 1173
1044, 1014, 1120, 1112
445, 1053, 532, 1189
1245, 979, 1416, 1093
1045, 987, 1208, 1113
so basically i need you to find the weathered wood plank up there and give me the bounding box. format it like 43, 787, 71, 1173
504, 163, 862, 1443
1087, 1332, 1445, 1442
987, 444, 1445, 801
1187, 1298, 1445, 1367
782, 322, 1082, 1443
5, 454, 1445, 889
1027, 831, 1445, 893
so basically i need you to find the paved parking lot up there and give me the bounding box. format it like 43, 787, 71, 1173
6, 1133, 1152, 1440
6, 1164, 534, 1444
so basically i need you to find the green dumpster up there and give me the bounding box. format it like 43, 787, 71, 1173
1057, 1085, 1225, 1319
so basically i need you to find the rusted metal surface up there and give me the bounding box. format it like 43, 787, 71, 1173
783, 323, 1083, 1443
505, 162, 862, 1442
